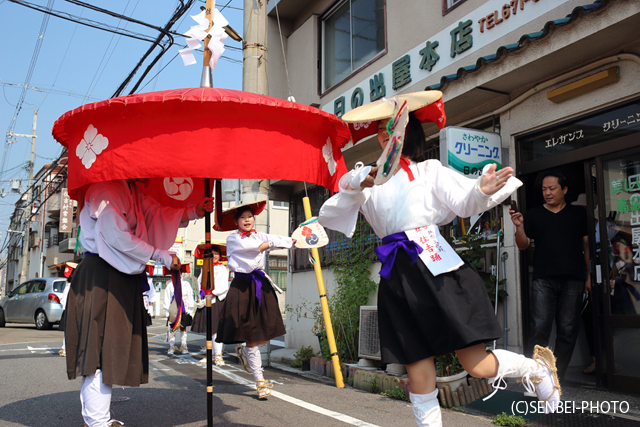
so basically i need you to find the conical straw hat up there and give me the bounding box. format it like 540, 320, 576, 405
342, 90, 443, 123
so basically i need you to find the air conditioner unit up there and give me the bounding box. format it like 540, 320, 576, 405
358, 306, 381, 360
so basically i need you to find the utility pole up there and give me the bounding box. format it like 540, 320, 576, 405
242, 0, 269, 234
11, 110, 38, 284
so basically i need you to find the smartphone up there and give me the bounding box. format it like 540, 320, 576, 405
510, 200, 519, 212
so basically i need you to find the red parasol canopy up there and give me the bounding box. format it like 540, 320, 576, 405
52, 87, 351, 206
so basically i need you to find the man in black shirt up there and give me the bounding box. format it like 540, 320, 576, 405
510, 170, 590, 382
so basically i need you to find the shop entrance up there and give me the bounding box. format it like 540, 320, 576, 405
515, 98, 640, 393
518, 147, 640, 394
590, 147, 640, 393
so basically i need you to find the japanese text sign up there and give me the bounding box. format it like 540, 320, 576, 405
439, 126, 502, 177
59, 188, 74, 233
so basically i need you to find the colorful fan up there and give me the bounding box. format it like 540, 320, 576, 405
374, 99, 409, 185
292, 217, 329, 248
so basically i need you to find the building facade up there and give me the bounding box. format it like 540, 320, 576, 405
267, 0, 640, 394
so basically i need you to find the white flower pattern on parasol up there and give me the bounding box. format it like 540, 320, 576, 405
76, 124, 108, 169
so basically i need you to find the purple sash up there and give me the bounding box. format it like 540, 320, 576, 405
374, 231, 423, 280
236, 270, 267, 307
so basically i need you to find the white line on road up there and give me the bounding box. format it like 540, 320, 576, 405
208, 363, 380, 427
155, 354, 380, 426
0, 346, 58, 354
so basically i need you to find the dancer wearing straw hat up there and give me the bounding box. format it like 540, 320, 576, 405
216, 201, 294, 399
58, 262, 77, 357
65, 179, 212, 427
319, 91, 561, 426
192, 243, 229, 366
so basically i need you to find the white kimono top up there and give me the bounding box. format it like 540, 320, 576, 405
164, 282, 195, 316
197, 264, 230, 303
79, 180, 186, 275
226, 231, 293, 274
319, 160, 522, 239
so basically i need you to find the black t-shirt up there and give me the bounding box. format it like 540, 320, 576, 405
523, 204, 588, 280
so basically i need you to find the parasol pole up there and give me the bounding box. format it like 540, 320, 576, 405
201, 2, 215, 426
302, 197, 345, 388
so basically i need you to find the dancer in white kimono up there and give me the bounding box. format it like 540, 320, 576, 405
319, 92, 561, 427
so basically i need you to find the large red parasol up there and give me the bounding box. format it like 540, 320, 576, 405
52, 87, 351, 206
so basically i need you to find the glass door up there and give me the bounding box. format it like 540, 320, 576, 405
596, 147, 640, 393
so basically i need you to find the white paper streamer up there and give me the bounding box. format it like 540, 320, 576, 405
179, 48, 197, 66
179, 6, 229, 69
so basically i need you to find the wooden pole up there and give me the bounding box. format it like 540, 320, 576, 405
202, 3, 215, 427
302, 197, 344, 388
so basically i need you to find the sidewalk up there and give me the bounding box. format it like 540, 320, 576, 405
267, 348, 640, 426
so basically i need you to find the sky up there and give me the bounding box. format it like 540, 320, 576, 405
0, 0, 244, 244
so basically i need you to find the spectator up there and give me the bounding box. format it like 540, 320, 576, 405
510, 170, 590, 382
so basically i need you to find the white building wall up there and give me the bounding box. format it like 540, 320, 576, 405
267, 0, 640, 357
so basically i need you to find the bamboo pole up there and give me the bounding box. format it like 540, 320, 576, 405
302, 197, 344, 388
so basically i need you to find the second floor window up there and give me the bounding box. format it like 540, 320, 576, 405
322, 0, 385, 91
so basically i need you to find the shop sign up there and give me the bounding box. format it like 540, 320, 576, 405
59, 188, 73, 233
169, 238, 184, 261
518, 100, 640, 163
439, 127, 502, 177
323, 0, 571, 118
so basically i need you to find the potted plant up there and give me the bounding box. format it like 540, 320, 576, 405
435, 352, 468, 391
293, 345, 316, 371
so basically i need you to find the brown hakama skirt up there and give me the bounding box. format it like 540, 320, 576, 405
216, 274, 285, 344
191, 299, 223, 334
65, 255, 148, 387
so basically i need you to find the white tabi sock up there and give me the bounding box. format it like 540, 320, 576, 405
80, 369, 112, 427
409, 389, 442, 427
212, 333, 223, 355
246, 345, 264, 381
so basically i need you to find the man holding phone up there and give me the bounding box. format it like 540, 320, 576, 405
509, 170, 590, 383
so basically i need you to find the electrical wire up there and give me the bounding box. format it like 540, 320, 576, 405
113, 0, 195, 96
1, 0, 53, 194
0, 81, 101, 101
7, 0, 158, 43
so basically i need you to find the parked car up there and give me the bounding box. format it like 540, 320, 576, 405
0, 277, 68, 329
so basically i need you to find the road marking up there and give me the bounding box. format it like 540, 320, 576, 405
159, 354, 380, 426
207, 364, 380, 427
270, 390, 380, 427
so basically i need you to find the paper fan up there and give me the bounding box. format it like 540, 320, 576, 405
374, 99, 409, 185
292, 217, 329, 248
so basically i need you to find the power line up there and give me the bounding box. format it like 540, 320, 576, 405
0, 81, 101, 101
7, 0, 158, 43
1, 0, 53, 192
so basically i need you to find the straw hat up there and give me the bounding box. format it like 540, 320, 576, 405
342, 90, 443, 123
215, 200, 267, 232
193, 239, 227, 261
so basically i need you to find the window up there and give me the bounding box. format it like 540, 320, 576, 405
272, 201, 289, 209
443, 0, 466, 13
270, 270, 287, 291
322, 0, 385, 91
53, 280, 66, 293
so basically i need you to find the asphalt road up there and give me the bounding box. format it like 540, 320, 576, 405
0, 321, 497, 427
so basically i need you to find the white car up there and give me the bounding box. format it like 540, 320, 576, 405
0, 278, 67, 329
